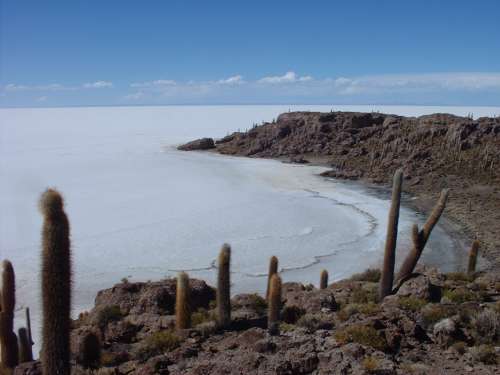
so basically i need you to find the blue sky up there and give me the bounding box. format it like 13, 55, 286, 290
1, 0, 499, 107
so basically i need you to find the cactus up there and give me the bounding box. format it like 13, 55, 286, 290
396, 189, 449, 282
266, 256, 278, 301
320, 269, 328, 290
18, 328, 33, 363
79, 332, 101, 370
379, 169, 403, 299
25, 307, 33, 348
267, 274, 282, 335
175, 272, 191, 330
39, 188, 72, 375
216, 244, 231, 329
467, 240, 480, 275
1, 259, 18, 368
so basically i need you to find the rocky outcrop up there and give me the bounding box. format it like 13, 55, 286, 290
17, 269, 500, 374
207, 111, 500, 270
177, 137, 215, 151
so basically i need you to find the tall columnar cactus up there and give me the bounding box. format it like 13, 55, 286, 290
39, 188, 72, 375
1, 259, 19, 368
320, 269, 328, 290
175, 272, 191, 330
217, 244, 231, 329
266, 256, 278, 301
396, 189, 449, 282
18, 328, 33, 363
25, 307, 33, 349
79, 332, 101, 370
267, 274, 282, 335
379, 169, 403, 300
467, 240, 480, 275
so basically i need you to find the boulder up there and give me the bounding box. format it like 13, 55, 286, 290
177, 138, 215, 151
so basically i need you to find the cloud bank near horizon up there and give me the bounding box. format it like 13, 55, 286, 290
2, 72, 500, 107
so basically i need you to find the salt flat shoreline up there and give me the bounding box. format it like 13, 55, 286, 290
181, 110, 499, 274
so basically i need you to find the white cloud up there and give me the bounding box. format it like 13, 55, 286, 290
331, 73, 500, 94
217, 75, 244, 85
130, 80, 176, 88
258, 71, 313, 84
36, 96, 48, 102
124, 91, 145, 100
3, 83, 70, 91
83, 81, 113, 89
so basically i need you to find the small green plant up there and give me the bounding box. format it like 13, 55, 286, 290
398, 296, 427, 312
350, 284, 378, 304
334, 324, 387, 351
247, 293, 268, 314
279, 323, 296, 333
451, 341, 466, 354
443, 288, 482, 304
421, 304, 454, 327
362, 356, 380, 372
135, 330, 181, 361
100, 351, 129, 367
191, 308, 216, 326
96, 305, 123, 327
445, 272, 473, 282
296, 313, 334, 331
350, 268, 381, 282
281, 305, 306, 324
337, 303, 380, 321
470, 344, 498, 365
470, 309, 499, 345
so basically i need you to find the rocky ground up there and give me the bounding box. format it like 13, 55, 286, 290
190, 111, 499, 271
14, 268, 500, 374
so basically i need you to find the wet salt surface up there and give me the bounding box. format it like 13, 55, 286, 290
1, 104, 493, 351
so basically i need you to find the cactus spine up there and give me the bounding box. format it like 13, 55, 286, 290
40, 188, 72, 375
175, 272, 191, 330
397, 189, 449, 282
266, 256, 278, 301
216, 244, 231, 329
467, 240, 480, 275
320, 269, 328, 290
18, 328, 33, 363
379, 169, 403, 300
79, 332, 101, 370
267, 274, 282, 335
1, 259, 19, 368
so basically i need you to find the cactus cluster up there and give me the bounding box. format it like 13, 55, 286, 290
397, 189, 449, 282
